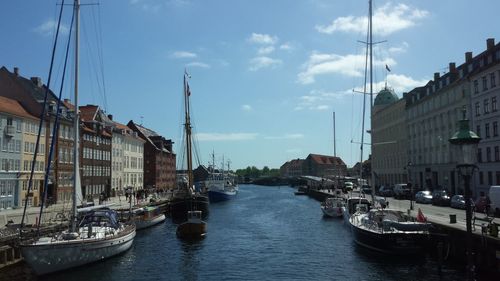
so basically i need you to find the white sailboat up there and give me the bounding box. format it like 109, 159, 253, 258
20, 1, 135, 275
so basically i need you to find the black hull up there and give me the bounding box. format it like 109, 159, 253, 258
350, 221, 428, 255
170, 195, 209, 223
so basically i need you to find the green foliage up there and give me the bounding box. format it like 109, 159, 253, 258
235, 166, 280, 179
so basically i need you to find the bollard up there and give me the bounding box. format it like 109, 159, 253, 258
449, 214, 457, 224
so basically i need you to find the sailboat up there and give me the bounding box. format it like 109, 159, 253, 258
171, 72, 208, 237
347, 0, 430, 254
20, 1, 135, 275
206, 152, 237, 202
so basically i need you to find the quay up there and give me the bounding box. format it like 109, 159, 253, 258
300, 182, 500, 275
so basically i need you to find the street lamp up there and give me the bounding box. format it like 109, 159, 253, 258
407, 161, 413, 210
449, 107, 481, 281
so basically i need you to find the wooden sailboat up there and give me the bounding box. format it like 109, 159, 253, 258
175, 71, 207, 239
20, 1, 135, 275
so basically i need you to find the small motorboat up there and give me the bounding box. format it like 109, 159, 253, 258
321, 197, 345, 218
176, 210, 207, 239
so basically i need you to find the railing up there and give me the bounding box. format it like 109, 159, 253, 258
4, 125, 15, 137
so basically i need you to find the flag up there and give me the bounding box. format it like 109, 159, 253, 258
385, 64, 391, 72
416, 208, 427, 223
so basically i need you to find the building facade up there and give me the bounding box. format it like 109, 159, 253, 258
79, 105, 112, 200
372, 87, 408, 187
112, 121, 144, 193
470, 38, 500, 196
303, 154, 347, 177
128, 121, 176, 190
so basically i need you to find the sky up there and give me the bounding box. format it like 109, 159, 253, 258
1, 0, 500, 170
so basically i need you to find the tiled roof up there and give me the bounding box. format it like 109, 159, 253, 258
308, 154, 345, 166
0, 96, 38, 120
79, 105, 99, 122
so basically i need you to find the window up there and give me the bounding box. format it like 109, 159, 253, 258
493, 97, 498, 112
494, 122, 499, 137
479, 171, 484, 185
497, 171, 500, 185
16, 120, 22, 132
483, 76, 488, 91
475, 102, 480, 116
478, 148, 483, 162
7, 118, 12, 126
487, 147, 492, 162
488, 171, 493, 185
495, 146, 499, 162
491, 72, 497, 88
484, 99, 490, 114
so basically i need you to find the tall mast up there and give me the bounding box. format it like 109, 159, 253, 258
184, 73, 193, 190
71, 0, 80, 232
369, 0, 376, 203
333, 111, 336, 157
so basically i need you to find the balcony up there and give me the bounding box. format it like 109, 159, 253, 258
4, 125, 15, 137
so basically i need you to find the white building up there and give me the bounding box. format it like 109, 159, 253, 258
470, 38, 500, 197
112, 122, 144, 193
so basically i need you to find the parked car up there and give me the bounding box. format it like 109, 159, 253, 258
361, 185, 372, 195
393, 183, 410, 199
344, 182, 354, 191
450, 195, 466, 209
431, 190, 451, 206
415, 190, 432, 204
474, 196, 490, 214
378, 185, 394, 197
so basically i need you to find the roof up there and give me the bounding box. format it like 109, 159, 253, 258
308, 154, 346, 166
113, 121, 145, 142
79, 105, 99, 122
0, 96, 38, 120
374, 87, 399, 106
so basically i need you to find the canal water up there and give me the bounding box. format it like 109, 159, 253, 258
3, 184, 466, 281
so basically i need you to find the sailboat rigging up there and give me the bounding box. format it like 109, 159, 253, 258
19, 1, 136, 275
347, 0, 431, 255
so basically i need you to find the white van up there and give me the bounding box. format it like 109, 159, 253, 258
489, 185, 500, 216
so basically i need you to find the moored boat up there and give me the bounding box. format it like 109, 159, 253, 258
349, 208, 431, 254
321, 197, 345, 218
133, 206, 166, 230
176, 210, 207, 239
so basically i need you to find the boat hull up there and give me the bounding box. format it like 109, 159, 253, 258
321, 206, 343, 218
20, 225, 136, 275
349, 219, 428, 254
208, 189, 236, 202
176, 221, 207, 239
170, 195, 209, 223
135, 214, 166, 230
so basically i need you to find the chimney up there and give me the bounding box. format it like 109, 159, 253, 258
107, 114, 113, 120
434, 72, 440, 82
30, 77, 42, 87
449, 62, 456, 73
465, 52, 473, 62
487, 38, 495, 50
13, 67, 19, 76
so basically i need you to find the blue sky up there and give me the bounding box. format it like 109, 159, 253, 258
1, 0, 499, 170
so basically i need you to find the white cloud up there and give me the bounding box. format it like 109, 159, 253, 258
249, 56, 282, 71
294, 89, 352, 111
257, 46, 275, 55
33, 20, 69, 37
388, 42, 409, 54
265, 134, 304, 140
376, 74, 429, 94
196, 133, 258, 141
279, 43, 292, 51
186, 62, 210, 68
242, 104, 253, 111
171, 51, 197, 59
297, 51, 395, 84
247, 33, 278, 45
315, 3, 429, 36
130, 0, 190, 11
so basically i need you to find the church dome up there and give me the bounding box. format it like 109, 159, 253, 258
374, 87, 398, 106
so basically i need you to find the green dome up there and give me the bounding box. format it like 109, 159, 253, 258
374, 87, 398, 106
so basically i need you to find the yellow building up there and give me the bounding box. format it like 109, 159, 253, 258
20, 115, 45, 207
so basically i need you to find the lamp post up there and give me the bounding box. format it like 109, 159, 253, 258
407, 161, 413, 210
449, 107, 481, 281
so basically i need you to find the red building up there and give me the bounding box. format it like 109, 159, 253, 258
127, 121, 176, 190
